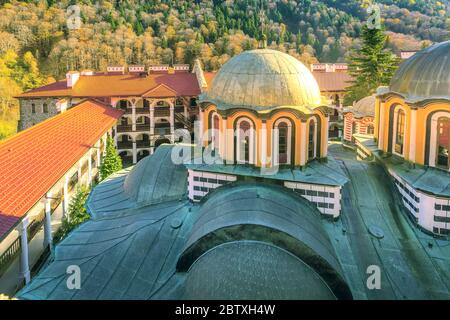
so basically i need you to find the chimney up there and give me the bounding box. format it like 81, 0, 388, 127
80, 70, 94, 76
66, 71, 80, 88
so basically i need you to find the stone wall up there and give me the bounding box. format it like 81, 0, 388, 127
18, 98, 61, 131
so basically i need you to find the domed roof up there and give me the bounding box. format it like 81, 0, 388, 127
123, 145, 187, 205
347, 95, 376, 117
389, 41, 450, 101
177, 183, 352, 299
201, 49, 324, 112
182, 241, 337, 300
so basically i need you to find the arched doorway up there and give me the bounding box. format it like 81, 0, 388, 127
137, 150, 150, 161
119, 151, 132, 166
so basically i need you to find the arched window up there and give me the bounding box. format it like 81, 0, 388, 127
212, 114, 220, 151
236, 118, 254, 164
352, 121, 357, 134
273, 118, 293, 165
308, 119, 317, 160
394, 109, 406, 155
436, 117, 449, 170
367, 124, 374, 135
117, 100, 130, 111
43, 103, 48, 114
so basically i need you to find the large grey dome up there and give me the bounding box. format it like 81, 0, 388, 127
177, 183, 352, 300
201, 49, 324, 112
389, 41, 450, 101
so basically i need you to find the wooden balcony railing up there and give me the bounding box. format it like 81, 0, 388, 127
117, 125, 132, 132
117, 141, 133, 149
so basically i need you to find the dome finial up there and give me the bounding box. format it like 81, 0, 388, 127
258, 3, 267, 49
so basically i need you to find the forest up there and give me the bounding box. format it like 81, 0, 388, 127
0, 0, 448, 139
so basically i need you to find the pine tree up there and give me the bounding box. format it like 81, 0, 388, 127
345, 25, 400, 105
99, 136, 123, 181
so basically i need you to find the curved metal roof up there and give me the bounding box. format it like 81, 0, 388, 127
182, 241, 337, 300
389, 41, 450, 102
123, 145, 187, 205
200, 49, 326, 112
346, 95, 376, 117
177, 182, 352, 299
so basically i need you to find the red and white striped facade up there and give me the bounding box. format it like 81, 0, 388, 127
343, 112, 375, 142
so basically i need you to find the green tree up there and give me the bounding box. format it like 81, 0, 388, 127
99, 136, 123, 180
345, 25, 400, 105
53, 186, 90, 244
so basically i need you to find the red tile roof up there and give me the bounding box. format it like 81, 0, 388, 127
312, 71, 353, 92
0, 100, 122, 239
17, 72, 203, 98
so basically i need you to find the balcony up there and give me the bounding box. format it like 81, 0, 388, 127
154, 109, 170, 117
135, 107, 150, 115
136, 140, 151, 148
117, 125, 132, 132
136, 124, 151, 131
117, 141, 133, 149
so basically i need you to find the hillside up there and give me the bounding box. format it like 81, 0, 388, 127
0, 0, 448, 139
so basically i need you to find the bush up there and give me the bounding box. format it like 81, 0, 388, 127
53, 186, 90, 244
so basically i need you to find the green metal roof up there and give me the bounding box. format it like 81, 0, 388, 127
186, 155, 348, 187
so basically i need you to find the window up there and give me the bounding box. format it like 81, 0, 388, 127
308, 120, 316, 160
31, 103, 36, 114
436, 117, 449, 170
367, 124, 374, 135
236, 119, 253, 164
212, 114, 220, 151
278, 122, 288, 164
352, 122, 357, 134
43, 103, 48, 114
394, 109, 405, 155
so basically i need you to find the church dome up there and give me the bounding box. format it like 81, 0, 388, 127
350, 95, 376, 117
202, 49, 324, 112
389, 41, 450, 101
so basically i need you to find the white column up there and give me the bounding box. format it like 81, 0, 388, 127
261, 121, 267, 167
378, 101, 385, 150
44, 194, 53, 249
409, 109, 417, 162
199, 110, 204, 146
96, 142, 101, 166
131, 101, 136, 131
150, 105, 155, 135
221, 118, 227, 161
323, 115, 329, 158
88, 149, 92, 185
78, 160, 82, 186
132, 141, 137, 164
63, 174, 69, 216
19, 218, 30, 284
169, 103, 174, 134
184, 103, 188, 120
113, 125, 118, 145
300, 121, 307, 166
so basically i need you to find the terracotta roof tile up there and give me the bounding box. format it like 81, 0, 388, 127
312, 71, 353, 92
17, 72, 202, 98
0, 100, 122, 239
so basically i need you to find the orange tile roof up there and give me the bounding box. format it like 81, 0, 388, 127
312, 71, 353, 92
17, 72, 202, 98
0, 100, 123, 239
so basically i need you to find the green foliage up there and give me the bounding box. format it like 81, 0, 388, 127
53, 186, 90, 244
99, 136, 123, 181
345, 25, 400, 105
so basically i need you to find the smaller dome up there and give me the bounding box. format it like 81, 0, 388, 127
389, 41, 450, 101
123, 145, 187, 205
349, 95, 376, 117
